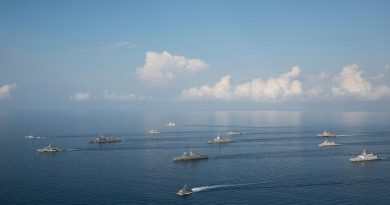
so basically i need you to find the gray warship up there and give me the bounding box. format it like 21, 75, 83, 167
89, 135, 122, 143
37, 144, 62, 153
173, 151, 208, 161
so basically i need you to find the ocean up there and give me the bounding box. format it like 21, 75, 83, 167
1, 110, 389, 204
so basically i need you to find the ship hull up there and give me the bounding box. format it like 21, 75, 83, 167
208, 140, 232, 144
173, 156, 208, 161
350, 157, 380, 162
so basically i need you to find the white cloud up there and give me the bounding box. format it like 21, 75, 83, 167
137, 51, 209, 85
332, 64, 390, 100
102, 90, 144, 101
70, 92, 91, 101
99, 41, 137, 50
180, 66, 303, 101
0, 83, 16, 100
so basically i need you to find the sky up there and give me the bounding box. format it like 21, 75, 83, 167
1, 0, 390, 111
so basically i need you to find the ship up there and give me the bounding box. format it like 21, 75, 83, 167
37, 144, 62, 153
317, 130, 336, 137
89, 135, 122, 143
350, 150, 381, 162
166, 122, 176, 127
208, 134, 232, 144
25, 135, 35, 139
318, 139, 340, 147
177, 185, 193, 196
147, 129, 161, 134
226, 131, 241, 135
173, 151, 208, 161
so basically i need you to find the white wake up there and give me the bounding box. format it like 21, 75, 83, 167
191, 183, 252, 192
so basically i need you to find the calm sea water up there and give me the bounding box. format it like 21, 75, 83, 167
1, 110, 390, 205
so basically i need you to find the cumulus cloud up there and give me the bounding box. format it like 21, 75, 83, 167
102, 90, 144, 101
70, 92, 91, 101
137, 51, 209, 85
180, 66, 303, 101
332, 64, 390, 100
0, 83, 16, 100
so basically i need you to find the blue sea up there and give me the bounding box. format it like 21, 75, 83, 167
1, 110, 390, 205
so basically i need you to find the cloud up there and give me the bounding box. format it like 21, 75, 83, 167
180, 66, 303, 101
102, 90, 144, 101
332, 64, 390, 100
99, 41, 137, 51
137, 51, 209, 85
70, 92, 91, 101
0, 83, 16, 100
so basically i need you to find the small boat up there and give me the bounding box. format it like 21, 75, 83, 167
25, 135, 35, 139
166, 122, 176, 127
177, 185, 193, 196
37, 144, 62, 153
147, 129, 160, 134
350, 150, 381, 162
317, 130, 336, 137
173, 151, 208, 161
226, 131, 241, 135
208, 134, 232, 144
318, 139, 340, 147
89, 135, 121, 143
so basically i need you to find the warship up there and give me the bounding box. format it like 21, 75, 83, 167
177, 185, 193, 196
318, 139, 340, 147
208, 134, 232, 144
173, 151, 208, 161
350, 150, 380, 162
147, 129, 161, 134
89, 135, 122, 143
37, 144, 62, 153
317, 130, 336, 137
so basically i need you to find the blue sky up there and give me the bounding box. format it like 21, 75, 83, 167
1, 0, 390, 111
